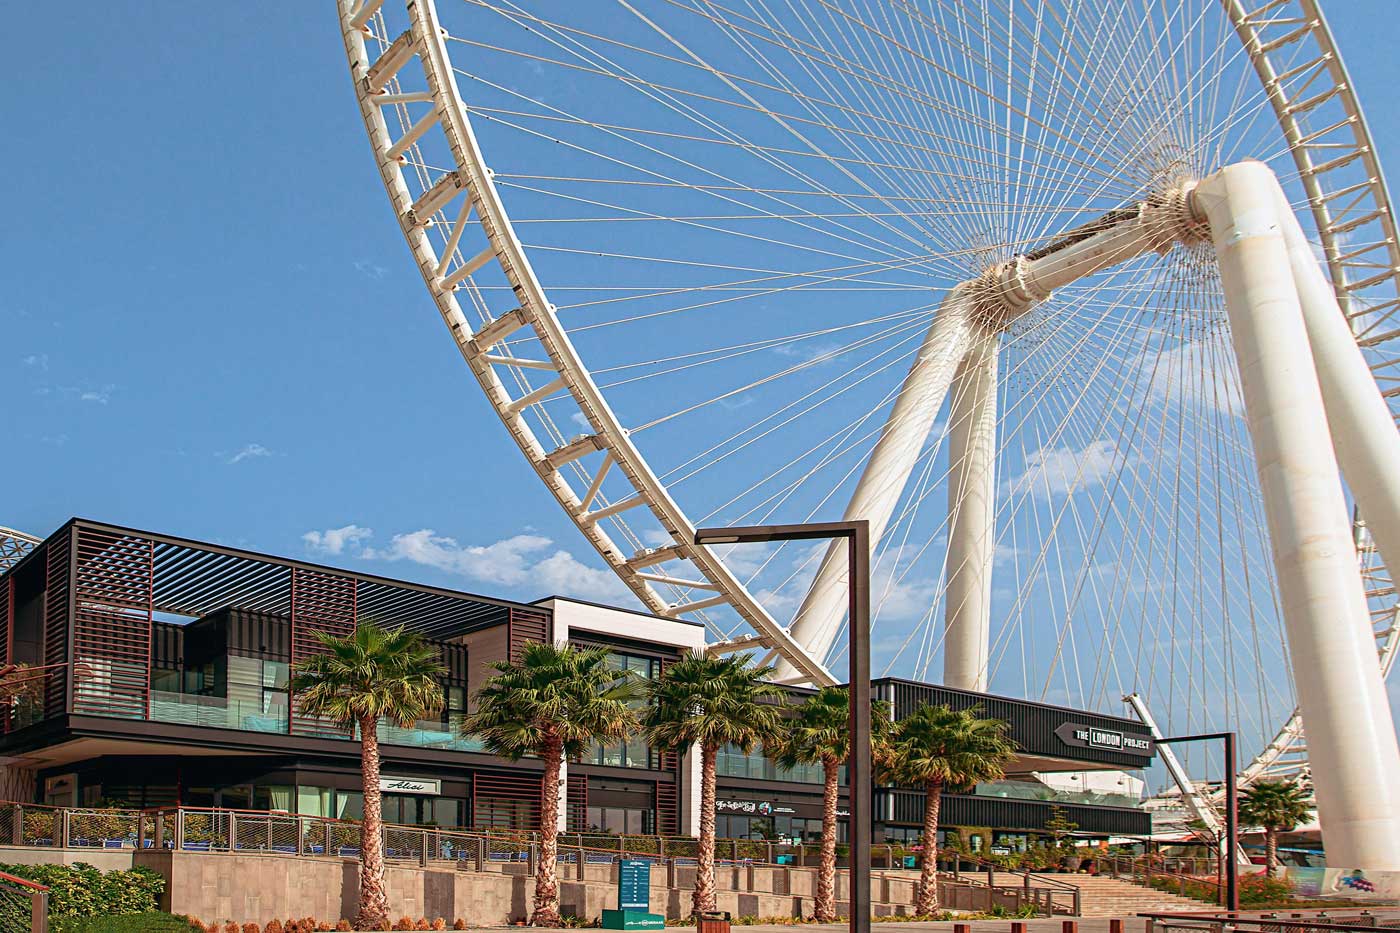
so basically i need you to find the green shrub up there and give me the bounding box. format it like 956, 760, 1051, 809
54, 913, 199, 933
0, 862, 165, 918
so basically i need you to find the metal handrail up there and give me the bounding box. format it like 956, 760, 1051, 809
0, 870, 48, 933
1140, 911, 1400, 933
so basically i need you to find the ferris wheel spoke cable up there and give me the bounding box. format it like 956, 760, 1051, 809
342, 0, 1400, 818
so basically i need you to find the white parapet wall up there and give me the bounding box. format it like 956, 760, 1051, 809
535, 597, 708, 836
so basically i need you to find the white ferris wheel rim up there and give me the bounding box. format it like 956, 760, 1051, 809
336, 0, 1400, 785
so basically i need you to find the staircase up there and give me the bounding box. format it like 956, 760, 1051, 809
989, 872, 1218, 917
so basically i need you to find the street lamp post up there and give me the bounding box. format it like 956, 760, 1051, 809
1154, 731, 1239, 913
694, 521, 871, 933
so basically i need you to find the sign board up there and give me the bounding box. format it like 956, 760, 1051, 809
1053, 723, 1153, 757
717, 799, 795, 815
380, 776, 440, 795
618, 859, 651, 911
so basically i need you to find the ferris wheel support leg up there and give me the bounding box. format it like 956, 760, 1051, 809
1195, 160, 1400, 871
944, 329, 998, 692
1276, 186, 1400, 619
773, 288, 976, 681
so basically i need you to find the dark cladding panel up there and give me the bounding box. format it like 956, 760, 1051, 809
508, 607, 550, 663
655, 779, 679, 835
473, 771, 541, 830
152, 623, 184, 671
879, 788, 1151, 836
0, 574, 10, 668
567, 773, 588, 832
883, 679, 1154, 770
226, 609, 291, 661
43, 531, 72, 718
289, 568, 357, 737
71, 528, 154, 720
440, 642, 468, 687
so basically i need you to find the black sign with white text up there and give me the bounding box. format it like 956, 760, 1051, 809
1054, 722, 1153, 757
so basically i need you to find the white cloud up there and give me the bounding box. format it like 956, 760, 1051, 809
79, 388, 111, 404
773, 341, 844, 365
300, 523, 634, 603
531, 549, 632, 601
366, 529, 551, 586
226, 443, 273, 464
22, 353, 48, 370
303, 524, 374, 556
354, 259, 387, 280
1145, 338, 1243, 417
1004, 439, 1127, 500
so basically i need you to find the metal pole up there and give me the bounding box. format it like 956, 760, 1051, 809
849, 520, 872, 933
1224, 733, 1239, 914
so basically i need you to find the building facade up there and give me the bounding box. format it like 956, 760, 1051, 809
0, 519, 1153, 845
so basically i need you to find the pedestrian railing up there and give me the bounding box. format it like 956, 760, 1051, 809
0, 869, 48, 933
0, 801, 1077, 916
1142, 910, 1400, 933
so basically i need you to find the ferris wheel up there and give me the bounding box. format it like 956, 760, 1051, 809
335, 0, 1400, 865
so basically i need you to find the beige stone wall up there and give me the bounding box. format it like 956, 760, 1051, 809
0, 845, 134, 871
119, 851, 977, 926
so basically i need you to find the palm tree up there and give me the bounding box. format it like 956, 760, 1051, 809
771, 686, 892, 921
1238, 780, 1311, 878
291, 622, 446, 931
644, 654, 785, 917
464, 643, 640, 926
884, 704, 1017, 915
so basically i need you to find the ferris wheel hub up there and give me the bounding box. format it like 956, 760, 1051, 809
975, 178, 1208, 330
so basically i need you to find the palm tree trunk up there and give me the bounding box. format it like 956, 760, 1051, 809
532, 737, 564, 926
814, 757, 840, 922
1265, 827, 1277, 879
915, 781, 943, 916
356, 715, 390, 931
694, 743, 719, 916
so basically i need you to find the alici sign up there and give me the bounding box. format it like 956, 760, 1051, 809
380, 776, 440, 795
1054, 723, 1153, 757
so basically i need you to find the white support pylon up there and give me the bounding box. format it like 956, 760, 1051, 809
1194, 160, 1400, 870
1276, 185, 1400, 661
774, 287, 976, 681
944, 328, 999, 692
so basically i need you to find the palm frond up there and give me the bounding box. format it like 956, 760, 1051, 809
290, 620, 447, 729
643, 654, 785, 754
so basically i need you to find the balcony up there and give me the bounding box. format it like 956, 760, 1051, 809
148, 690, 288, 733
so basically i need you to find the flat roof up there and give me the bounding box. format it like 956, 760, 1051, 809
9, 518, 547, 639
532, 594, 707, 627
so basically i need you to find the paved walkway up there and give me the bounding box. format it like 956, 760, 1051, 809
456, 913, 1398, 933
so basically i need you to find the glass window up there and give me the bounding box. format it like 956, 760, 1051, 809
297, 785, 332, 817
263, 661, 290, 690
151, 669, 180, 692
337, 790, 364, 821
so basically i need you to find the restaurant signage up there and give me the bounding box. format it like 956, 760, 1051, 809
1053, 723, 1153, 757
380, 776, 441, 795
717, 799, 795, 814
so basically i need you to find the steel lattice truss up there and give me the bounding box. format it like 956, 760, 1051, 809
0, 528, 39, 573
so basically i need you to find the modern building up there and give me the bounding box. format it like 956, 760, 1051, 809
0, 518, 1153, 847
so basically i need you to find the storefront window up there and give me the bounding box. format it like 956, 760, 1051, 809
715, 745, 830, 784
297, 785, 333, 817
254, 785, 294, 813
586, 805, 653, 834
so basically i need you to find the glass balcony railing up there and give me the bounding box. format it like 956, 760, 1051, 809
377, 721, 485, 753
148, 690, 288, 733
972, 779, 1144, 809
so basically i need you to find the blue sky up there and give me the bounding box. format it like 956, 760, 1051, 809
5, 3, 1400, 737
